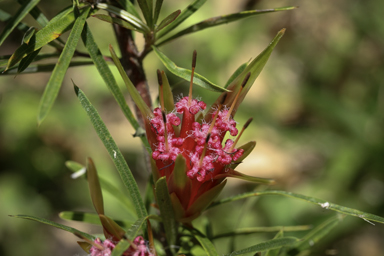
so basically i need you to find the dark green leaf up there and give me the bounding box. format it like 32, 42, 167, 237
5, 6, 86, 70
1, 61, 93, 74
212, 225, 311, 240
226, 237, 299, 256
92, 14, 136, 31
153, 0, 163, 25
152, 46, 228, 92
9, 214, 95, 240
158, 7, 296, 46
156, 0, 206, 39
155, 10, 181, 32
17, 47, 41, 73
74, 85, 148, 220
96, 3, 149, 33
18, 0, 49, 27
37, 6, 91, 125
155, 177, 178, 249
81, 22, 151, 152
86, 157, 104, 215
209, 190, 384, 224
137, 0, 153, 29
0, 0, 40, 46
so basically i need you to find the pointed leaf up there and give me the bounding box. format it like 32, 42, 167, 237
17, 47, 41, 73
115, 0, 142, 19
109, 45, 153, 118
206, 29, 286, 121
1, 61, 93, 75
188, 180, 227, 215
5, 6, 85, 70
158, 7, 295, 46
214, 169, 274, 185
74, 85, 148, 220
9, 215, 95, 240
86, 157, 104, 215
81, 22, 151, 152
155, 177, 178, 249
96, 3, 150, 33
22, 26, 37, 44
156, 0, 207, 39
155, 10, 180, 32
213, 225, 310, 240
37, 6, 91, 125
99, 214, 126, 240
137, 0, 153, 29
187, 227, 218, 256
0, 0, 40, 46
93, 14, 136, 31
292, 215, 342, 252
160, 70, 175, 112
226, 237, 299, 256
77, 241, 92, 253
153, 0, 163, 25
152, 46, 228, 92
170, 193, 186, 221
224, 62, 247, 88
209, 190, 384, 224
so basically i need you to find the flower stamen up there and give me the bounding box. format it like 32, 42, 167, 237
230, 117, 253, 151
188, 50, 197, 106
157, 69, 165, 112
226, 72, 251, 120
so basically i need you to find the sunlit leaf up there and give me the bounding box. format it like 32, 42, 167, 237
86, 157, 104, 215
158, 7, 296, 46
92, 14, 137, 31
9, 215, 95, 240
213, 225, 311, 240
156, 0, 206, 39
0, 0, 40, 46
226, 237, 299, 256
155, 10, 180, 32
74, 85, 148, 220
37, 6, 91, 125
209, 190, 384, 224
81, 22, 151, 152
5, 6, 88, 70
155, 177, 178, 249
152, 46, 228, 92
96, 3, 150, 33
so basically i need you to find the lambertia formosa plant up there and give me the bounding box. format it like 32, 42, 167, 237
1, 0, 384, 255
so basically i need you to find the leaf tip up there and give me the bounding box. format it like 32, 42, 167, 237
72, 80, 80, 96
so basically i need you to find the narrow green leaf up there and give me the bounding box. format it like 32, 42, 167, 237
224, 62, 247, 88
96, 3, 150, 33
137, 0, 153, 29
292, 215, 342, 252
86, 157, 104, 215
155, 10, 181, 32
18, 0, 49, 27
265, 230, 284, 256
81, 22, 151, 152
92, 14, 136, 31
209, 190, 384, 224
212, 225, 311, 240
214, 169, 274, 185
111, 239, 131, 256
156, 0, 206, 39
160, 71, 175, 112
126, 215, 161, 240
22, 26, 37, 44
158, 7, 296, 46
226, 237, 299, 256
188, 227, 218, 256
59, 211, 133, 228
1, 61, 93, 75
153, 0, 163, 25
74, 85, 148, 220
5, 6, 86, 70
65, 160, 84, 172
9, 214, 95, 240
37, 6, 91, 125
109, 45, 153, 118
152, 46, 228, 92
155, 177, 178, 249
0, 0, 40, 46
0, 9, 28, 32
17, 47, 41, 73
116, 0, 142, 19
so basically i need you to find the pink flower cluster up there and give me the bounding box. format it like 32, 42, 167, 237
90, 236, 154, 256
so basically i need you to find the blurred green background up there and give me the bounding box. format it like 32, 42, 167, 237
1, 0, 383, 255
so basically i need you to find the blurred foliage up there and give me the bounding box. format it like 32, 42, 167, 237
1, 0, 384, 256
